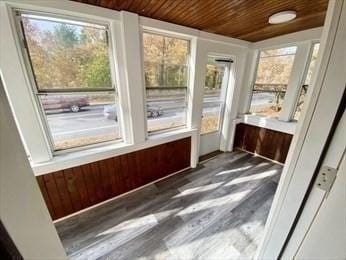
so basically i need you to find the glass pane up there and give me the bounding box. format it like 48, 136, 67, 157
249, 46, 297, 118
146, 88, 186, 133
21, 13, 113, 90
39, 93, 121, 150
260, 46, 297, 57
144, 62, 188, 88
143, 33, 189, 65
201, 57, 229, 134
305, 43, 320, 85
143, 32, 189, 133
294, 43, 320, 120
250, 91, 285, 118
255, 48, 297, 85
293, 85, 308, 121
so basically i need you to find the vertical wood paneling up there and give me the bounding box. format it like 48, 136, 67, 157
73, 167, 91, 208
72, 0, 328, 42
54, 171, 74, 215
80, 164, 97, 205
36, 176, 56, 219
63, 168, 83, 212
234, 123, 293, 163
37, 137, 191, 220
42, 173, 65, 219
89, 162, 104, 202
112, 156, 126, 195
97, 160, 112, 200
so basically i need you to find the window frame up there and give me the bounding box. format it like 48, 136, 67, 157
14, 9, 125, 154
200, 55, 231, 136
292, 41, 320, 121
141, 29, 192, 136
247, 45, 298, 119
247, 41, 320, 122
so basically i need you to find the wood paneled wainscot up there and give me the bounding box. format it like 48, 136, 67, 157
234, 123, 293, 164
36, 137, 191, 220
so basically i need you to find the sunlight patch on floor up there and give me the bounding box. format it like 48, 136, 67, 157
224, 168, 280, 186
215, 165, 253, 176
177, 189, 250, 217
97, 214, 158, 236
175, 182, 224, 198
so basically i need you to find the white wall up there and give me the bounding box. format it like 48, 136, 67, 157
0, 0, 324, 170
0, 79, 66, 259
0, 0, 250, 173
0, 0, 336, 258
196, 39, 248, 153
256, 0, 346, 258
283, 110, 346, 259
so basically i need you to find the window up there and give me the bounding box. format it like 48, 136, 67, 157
201, 56, 230, 134
249, 46, 297, 118
18, 12, 121, 151
142, 32, 190, 133
293, 43, 320, 120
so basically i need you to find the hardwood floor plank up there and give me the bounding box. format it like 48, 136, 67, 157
55, 151, 283, 260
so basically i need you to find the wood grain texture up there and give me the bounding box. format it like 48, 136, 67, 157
70, 0, 328, 42
233, 123, 293, 163
36, 137, 191, 220
55, 151, 283, 259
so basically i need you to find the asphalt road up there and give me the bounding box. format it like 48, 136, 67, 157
46, 93, 273, 143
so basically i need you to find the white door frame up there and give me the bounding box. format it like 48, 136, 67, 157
199, 55, 232, 156
284, 106, 346, 258
255, 0, 346, 258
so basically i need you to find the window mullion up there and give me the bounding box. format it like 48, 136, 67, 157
242, 49, 260, 114
279, 42, 312, 121
120, 11, 146, 143
187, 38, 205, 131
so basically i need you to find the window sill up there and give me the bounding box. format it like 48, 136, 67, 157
32, 128, 198, 176
236, 114, 297, 134
200, 129, 219, 136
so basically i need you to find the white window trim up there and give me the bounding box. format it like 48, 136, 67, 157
291, 41, 321, 121
15, 9, 124, 154
279, 42, 314, 121
238, 114, 296, 134
240, 34, 322, 132
1, 2, 54, 162
247, 44, 299, 121
1, 0, 251, 173
200, 55, 231, 135
32, 128, 199, 176
119, 11, 146, 144
140, 27, 195, 137
0, 1, 136, 164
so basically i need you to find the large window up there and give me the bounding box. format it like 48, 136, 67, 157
18, 12, 121, 151
249, 46, 297, 118
143, 32, 190, 133
293, 43, 320, 120
201, 56, 230, 134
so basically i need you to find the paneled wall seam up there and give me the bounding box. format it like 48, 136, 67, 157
37, 138, 191, 220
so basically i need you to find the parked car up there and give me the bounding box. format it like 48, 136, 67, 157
41, 95, 89, 112
104, 104, 163, 121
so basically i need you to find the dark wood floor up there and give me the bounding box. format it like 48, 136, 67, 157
55, 151, 282, 260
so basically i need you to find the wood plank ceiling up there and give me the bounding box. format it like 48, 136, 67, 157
71, 0, 328, 42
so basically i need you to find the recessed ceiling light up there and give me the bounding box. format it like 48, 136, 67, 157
269, 11, 297, 24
